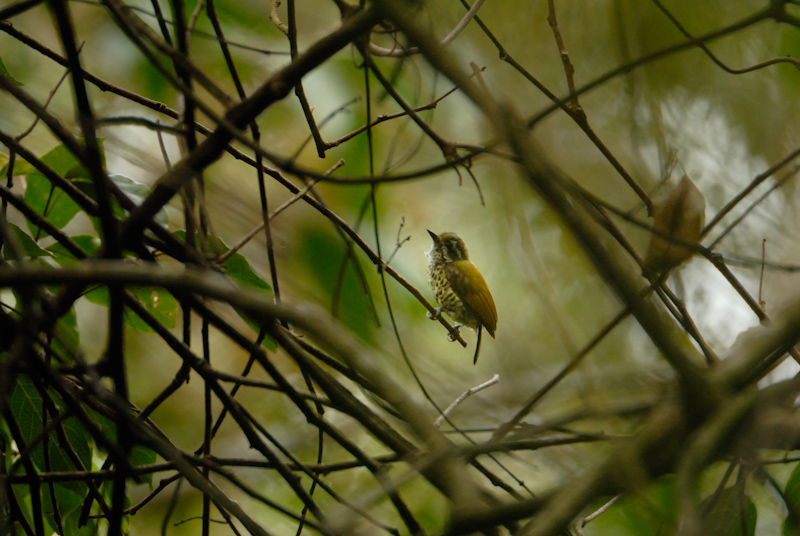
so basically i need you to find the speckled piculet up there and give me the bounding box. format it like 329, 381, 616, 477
426, 230, 497, 364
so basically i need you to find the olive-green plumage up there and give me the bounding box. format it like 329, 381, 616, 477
427, 230, 497, 363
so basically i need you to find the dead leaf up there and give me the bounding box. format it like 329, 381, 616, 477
642, 175, 706, 274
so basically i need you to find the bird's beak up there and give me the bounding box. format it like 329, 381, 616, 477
427, 229, 440, 244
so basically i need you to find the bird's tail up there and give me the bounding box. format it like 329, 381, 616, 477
473, 326, 483, 365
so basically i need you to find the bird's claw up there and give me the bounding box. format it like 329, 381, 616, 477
447, 323, 462, 342
426, 308, 461, 341
426, 307, 443, 320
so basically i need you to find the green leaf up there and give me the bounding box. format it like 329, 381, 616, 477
783, 462, 800, 536
785, 515, 800, 536
85, 284, 178, 333
173, 230, 276, 350
173, 230, 271, 292
702, 485, 756, 536
586, 476, 677, 536
46, 235, 101, 265
1, 222, 52, 259
223, 247, 272, 292
90, 409, 158, 486
13, 140, 103, 180
41, 483, 97, 536
8, 376, 91, 494
298, 227, 376, 341
0, 56, 23, 86
130, 445, 158, 485
52, 306, 80, 360
128, 285, 178, 331
83, 175, 167, 237
23, 173, 87, 237
11, 141, 104, 237
786, 461, 800, 512
109, 174, 169, 226
84, 285, 109, 306
9, 480, 48, 535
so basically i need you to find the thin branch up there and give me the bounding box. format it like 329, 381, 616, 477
434, 375, 499, 428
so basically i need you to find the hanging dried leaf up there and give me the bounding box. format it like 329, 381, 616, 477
642, 175, 706, 274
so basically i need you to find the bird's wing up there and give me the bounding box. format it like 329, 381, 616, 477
446, 261, 497, 337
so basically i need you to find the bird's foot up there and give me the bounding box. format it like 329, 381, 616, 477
447, 323, 462, 342
426, 307, 443, 320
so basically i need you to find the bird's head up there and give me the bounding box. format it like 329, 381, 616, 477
427, 230, 469, 263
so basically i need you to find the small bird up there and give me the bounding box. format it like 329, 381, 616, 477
426, 230, 497, 364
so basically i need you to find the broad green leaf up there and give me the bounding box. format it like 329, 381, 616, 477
173, 230, 271, 292
90, 410, 158, 486
85, 285, 178, 333
298, 227, 376, 341
41, 483, 97, 536
82, 175, 167, 238
52, 306, 80, 360
84, 286, 109, 307
173, 230, 276, 350
702, 486, 756, 536
23, 173, 88, 237
8, 376, 91, 494
779, 27, 800, 91
109, 174, 168, 226
784, 514, 800, 536
174, 231, 276, 345
46, 235, 101, 265
9, 480, 50, 535
131, 445, 158, 485
84, 287, 114, 310
11, 140, 104, 180
223, 247, 272, 292
0, 56, 23, 85
66, 175, 124, 221
128, 285, 178, 331
1, 222, 52, 259
77, 181, 123, 239
783, 462, 800, 536
586, 477, 677, 536
10, 141, 104, 237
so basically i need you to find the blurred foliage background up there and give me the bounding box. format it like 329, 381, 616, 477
4, 0, 800, 535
